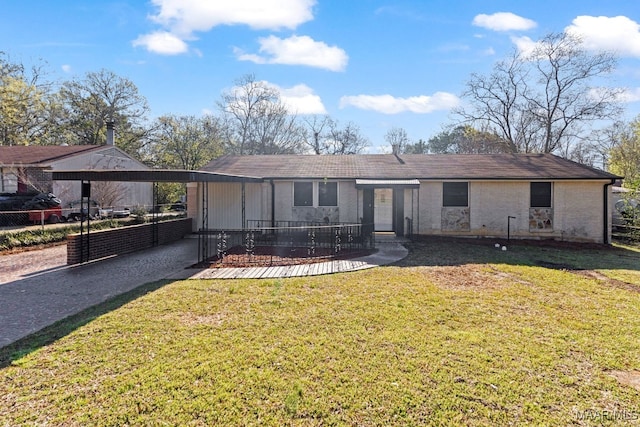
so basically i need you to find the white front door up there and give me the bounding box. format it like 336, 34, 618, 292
374, 188, 393, 231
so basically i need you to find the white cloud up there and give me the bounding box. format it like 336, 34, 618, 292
275, 83, 327, 114
227, 80, 326, 114
481, 47, 496, 56
132, 31, 189, 54
150, 0, 315, 34
235, 35, 348, 71
134, 0, 315, 54
473, 12, 537, 32
61, 64, 72, 73
511, 35, 537, 56
339, 92, 460, 114
566, 15, 640, 57
616, 87, 640, 103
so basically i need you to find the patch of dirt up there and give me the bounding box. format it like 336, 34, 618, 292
420, 264, 525, 290
609, 370, 640, 392
196, 246, 376, 269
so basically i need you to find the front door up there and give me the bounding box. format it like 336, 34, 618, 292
374, 189, 393, 231
362, 187, 407, 237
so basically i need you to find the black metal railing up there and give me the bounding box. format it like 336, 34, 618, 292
197, 221, 374, 266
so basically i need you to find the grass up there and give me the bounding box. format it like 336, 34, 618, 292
1, 238, 640, 425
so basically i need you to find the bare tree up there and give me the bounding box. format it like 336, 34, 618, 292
301, 115, 332, 154
218, 74, 304, 155
324, 120, 369, 155
456, 32, 622, 155
384, 127, 409, 153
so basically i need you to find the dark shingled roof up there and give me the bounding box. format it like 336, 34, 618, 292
202, 153, 620, 181
0, 145, 107, 166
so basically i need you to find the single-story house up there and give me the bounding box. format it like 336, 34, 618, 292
190, 153, 621, 244
0, 145, 153, 209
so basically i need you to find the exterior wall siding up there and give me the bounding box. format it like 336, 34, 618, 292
272, 180, 360, 224
554, 181, 607, 242
416, 180, 608, 243
198, 178, 610, 243
339, 181, 359, 223
203, 182, 262, 229
51, 150, 153, 209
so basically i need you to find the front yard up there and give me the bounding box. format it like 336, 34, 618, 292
1, 238, 640, 425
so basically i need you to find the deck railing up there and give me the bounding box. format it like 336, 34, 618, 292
197, 221, 374, 266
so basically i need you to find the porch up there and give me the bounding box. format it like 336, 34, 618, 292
196, 220, 377, 267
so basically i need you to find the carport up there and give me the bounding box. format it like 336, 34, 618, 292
52, 169, 263, 264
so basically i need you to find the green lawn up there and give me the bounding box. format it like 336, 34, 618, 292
2, 238, 640, 426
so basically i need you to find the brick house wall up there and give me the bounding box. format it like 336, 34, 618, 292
67, 218, 192, 265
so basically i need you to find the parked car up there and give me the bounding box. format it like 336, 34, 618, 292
23, 193, 64, 224
169, 201, 186, 211
65, 199, 101, 221
99, 207, 131, 219
0, 193, 36, 226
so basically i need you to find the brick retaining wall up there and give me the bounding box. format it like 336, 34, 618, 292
67, 218, 193, 265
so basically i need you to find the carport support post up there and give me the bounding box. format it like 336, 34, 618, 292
152, 182, 159, 246
80, 180, 91, 263
199, 181, 210, 264
241, 180, 246, 229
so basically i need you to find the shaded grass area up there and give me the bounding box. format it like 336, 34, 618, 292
0, 279, 172, 369
2, 238, 640, 425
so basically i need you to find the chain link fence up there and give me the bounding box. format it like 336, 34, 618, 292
0, 203, 187, 230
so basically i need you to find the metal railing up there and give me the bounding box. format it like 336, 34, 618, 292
198, 221, 375, 266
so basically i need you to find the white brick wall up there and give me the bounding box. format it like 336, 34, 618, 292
197, 178, 612, 243
414, 180, 610, 243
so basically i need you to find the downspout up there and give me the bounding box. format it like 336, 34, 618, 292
603, 179, 616, 244
270, 179, 275, 228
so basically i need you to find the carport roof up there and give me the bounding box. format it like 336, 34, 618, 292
52, 169, 263, 183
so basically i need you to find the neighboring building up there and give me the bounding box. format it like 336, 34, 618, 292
191, 153, 621, 244
0, 145, 153, 209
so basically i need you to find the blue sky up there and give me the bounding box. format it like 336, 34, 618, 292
2, 0, 640, 152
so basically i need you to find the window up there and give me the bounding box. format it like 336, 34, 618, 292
294, 182, 313, 206
530, 182, 552, 207
318, 182, 338, 206
443, 182, 468, 207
